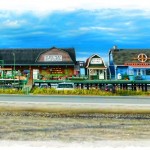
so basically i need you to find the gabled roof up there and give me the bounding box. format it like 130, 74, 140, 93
111, 48, 150, 65
0, 47, 76, 66
85, 54, 107, 68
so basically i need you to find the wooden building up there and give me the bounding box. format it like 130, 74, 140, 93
85, 54, 107, 80
0, 47, 77, 84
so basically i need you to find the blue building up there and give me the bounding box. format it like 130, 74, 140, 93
109, 46, 150, 80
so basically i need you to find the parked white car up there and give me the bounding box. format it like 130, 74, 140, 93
56, 83, 74, 90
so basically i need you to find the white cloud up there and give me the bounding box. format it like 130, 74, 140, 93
3, 20, 20, 28
80, 26, 118, 32
124, 21, 133, 26
76, 57, 88, 61
1, 19, 27, 28
0, 0, 150, 13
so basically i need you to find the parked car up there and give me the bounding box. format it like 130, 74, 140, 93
40, 83, 49, 88
56, 82, 74, 90
50, 83, 58, 89
102, 84, 116, 93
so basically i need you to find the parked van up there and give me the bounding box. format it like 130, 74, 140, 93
56, 83, 74, 90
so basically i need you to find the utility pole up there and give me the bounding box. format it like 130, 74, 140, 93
12, 53, 16, 85
0, 60, 4, 78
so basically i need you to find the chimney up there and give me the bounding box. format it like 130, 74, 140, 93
113, 45, 118, 49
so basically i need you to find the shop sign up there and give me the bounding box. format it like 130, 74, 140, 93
44, 55, 62, 61
124, 63, 150, 67
127, 53, 150, 66
90, 58, 102, 64
138, 53, 148, 62
133, 53, 150, 63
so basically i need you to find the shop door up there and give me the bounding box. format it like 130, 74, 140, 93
33, 69, 39, 79
99, 70, 104, 79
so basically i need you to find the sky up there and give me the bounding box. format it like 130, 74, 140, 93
0, 0, 150, 61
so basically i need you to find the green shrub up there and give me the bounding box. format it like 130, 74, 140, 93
0, 89, 23, 94
32, 87, 150, 96
115, 89, 147, 96
1, 87, 149, 96
32, 88, 114, 96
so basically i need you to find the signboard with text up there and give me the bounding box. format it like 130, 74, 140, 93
124, 63, 150, 67
37, 48, 72, 62
90, 58, 102, 64
44, 55, 62, 62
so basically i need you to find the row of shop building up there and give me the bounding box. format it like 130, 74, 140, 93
0, 46, 150, 84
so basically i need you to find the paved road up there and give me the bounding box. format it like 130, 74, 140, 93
0, 95, 149, 106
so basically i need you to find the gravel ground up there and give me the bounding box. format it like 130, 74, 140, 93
0, 102, 150, 150
0, 112, 150, 142
0, 102, 149, 142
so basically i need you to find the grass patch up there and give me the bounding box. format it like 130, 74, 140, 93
32, 88, 150, 96
32, 88, 113, 96
0, 87, 149, 96
0, 89, 23, 94
115, 89, 150, 96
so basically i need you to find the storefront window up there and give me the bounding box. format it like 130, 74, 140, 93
136, 69, 145, 76
137, 69, 141, 75
146, 69, 150, 75
142, 70, 145, 75
129, 69, 134, 75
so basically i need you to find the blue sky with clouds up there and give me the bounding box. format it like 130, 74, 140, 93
0, 0, 150, 61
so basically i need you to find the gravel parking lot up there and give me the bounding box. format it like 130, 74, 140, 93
0, 103, 149, 142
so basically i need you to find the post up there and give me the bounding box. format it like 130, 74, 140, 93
12, 53, 16, 85
0, 60, 4, 79
12, 53, 15, 73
